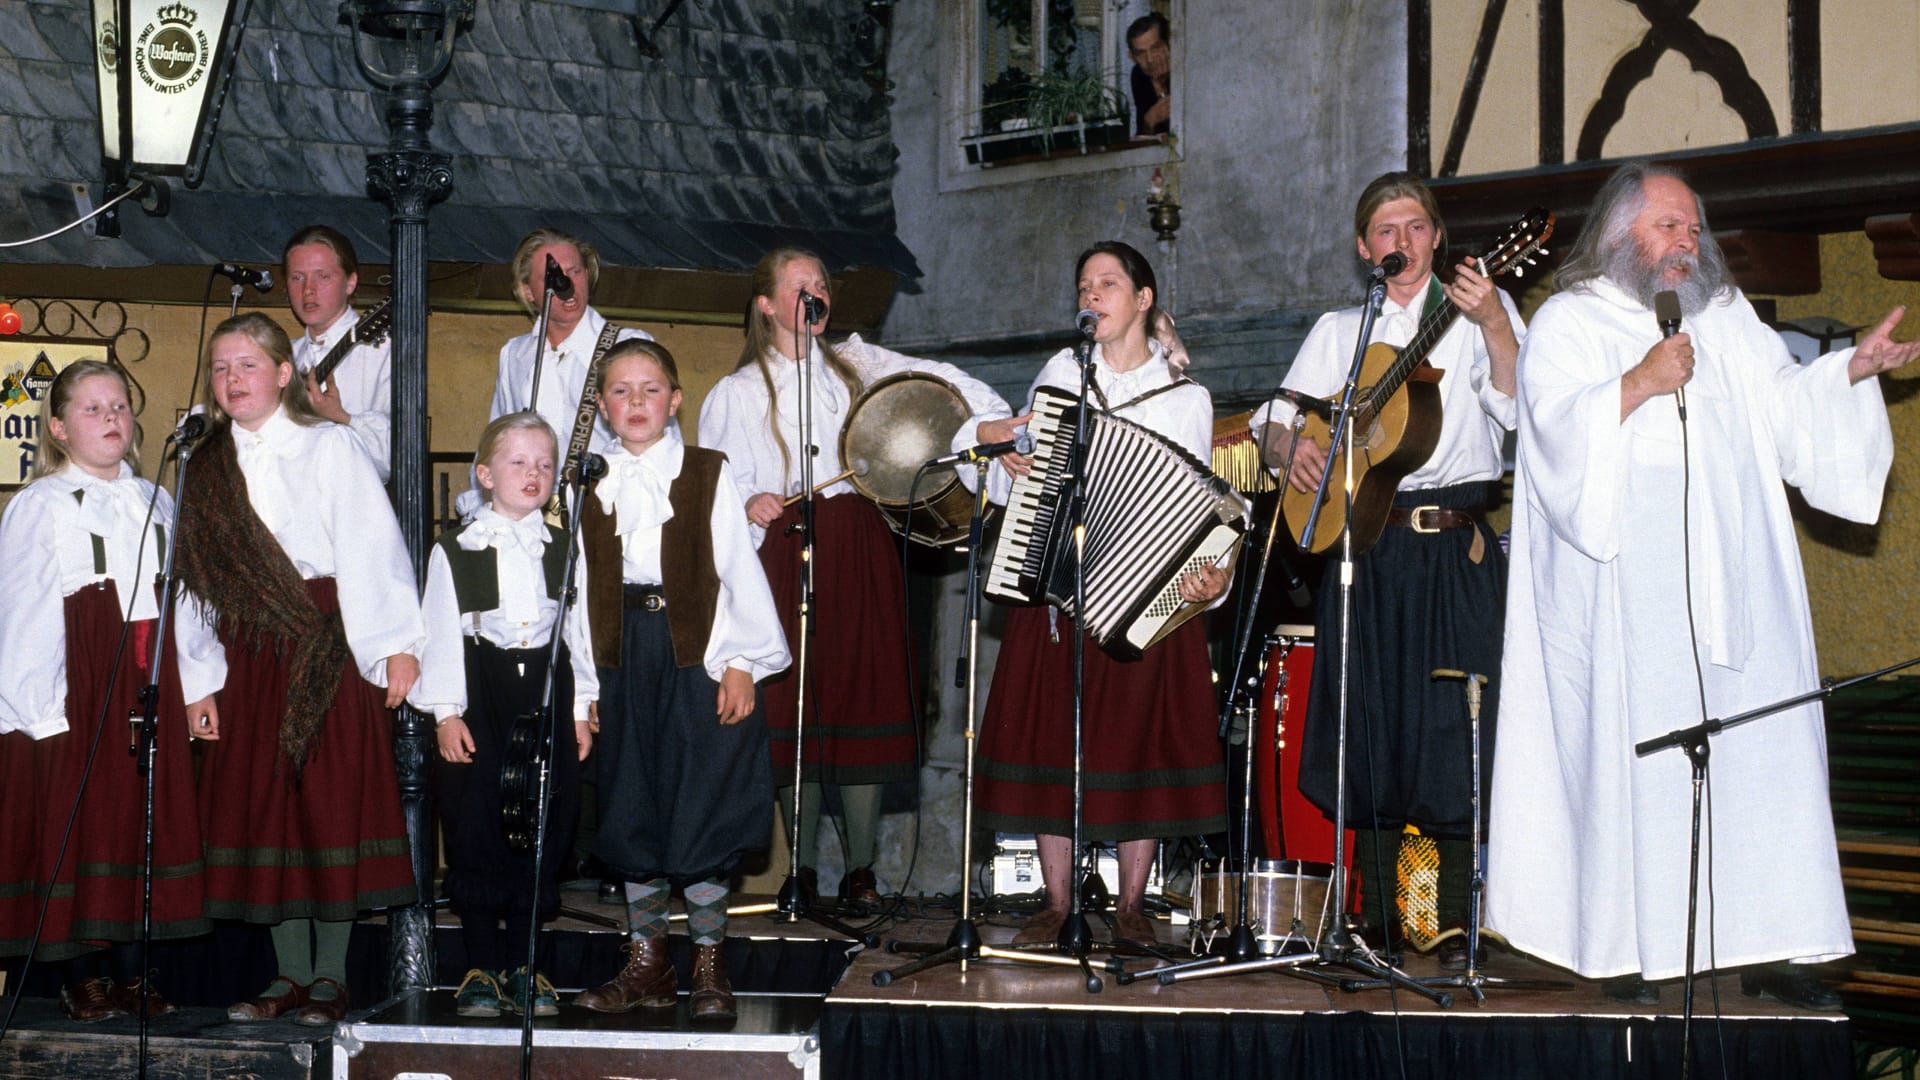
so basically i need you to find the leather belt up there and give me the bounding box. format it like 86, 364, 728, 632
623, 584, 666, 611
1385, 505, 1479, 533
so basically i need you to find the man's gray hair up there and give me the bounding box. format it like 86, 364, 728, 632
1554, 161, 1730, 305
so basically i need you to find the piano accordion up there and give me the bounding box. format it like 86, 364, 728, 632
986, 385, 1251, 658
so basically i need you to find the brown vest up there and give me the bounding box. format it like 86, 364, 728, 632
582, 446, 725, 670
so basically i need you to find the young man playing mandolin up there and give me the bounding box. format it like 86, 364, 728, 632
285, 225, 394, 480
1252, 172, 1523, 968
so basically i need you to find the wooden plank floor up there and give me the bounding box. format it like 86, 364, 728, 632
833, 908, 1847, 1022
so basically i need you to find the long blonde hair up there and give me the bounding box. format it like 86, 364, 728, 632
735, 247, 865, 482
203, 313, 326, 428
33, 360, 142, 479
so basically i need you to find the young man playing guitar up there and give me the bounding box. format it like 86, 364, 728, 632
285, 225, 395, 480
1252, 172, 1522, 968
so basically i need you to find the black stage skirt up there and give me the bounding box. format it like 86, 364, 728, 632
0, 583, 207, 959
594, 594, 773, 887
1297, 482, 1505, 838
757, 494, 918, 785
976, 609, 1226, 842
197, 579, 417, 922
435, 638, 579, 919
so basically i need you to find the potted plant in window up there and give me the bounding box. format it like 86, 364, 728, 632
963, 67, 1130, 166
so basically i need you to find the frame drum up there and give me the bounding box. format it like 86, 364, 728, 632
839, 372, 986, 547
1190, 858, 1335, 955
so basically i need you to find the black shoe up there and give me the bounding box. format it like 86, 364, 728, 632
1740, 966, 1843, 1011
1437, 936, 1487, 971
1603, 974, 1661, 1005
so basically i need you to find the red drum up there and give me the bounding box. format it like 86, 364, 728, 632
1255, 628, 1353, 874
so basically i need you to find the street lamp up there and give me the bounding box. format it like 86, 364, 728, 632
90, 0, 253, 233
339, 0, 472, 997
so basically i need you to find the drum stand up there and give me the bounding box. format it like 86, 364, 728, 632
1634, 654, 1920, 1077
769, 298, 871, 946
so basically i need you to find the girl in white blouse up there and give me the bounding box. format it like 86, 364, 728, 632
0, 361, 217, 1020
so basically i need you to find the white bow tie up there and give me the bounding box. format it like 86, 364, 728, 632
456, 514, 549, 556
458, 513, 549, 622
74, 476, 161, 621
595, 454, 674, 536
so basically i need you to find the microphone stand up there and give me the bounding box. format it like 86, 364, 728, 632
873, 460, 992, 985
1634, 653, 1920, 1076
526, 280, 564, 415
515, 455, 603, 1080
1156, 271, 1448, 1002
127, 428, 204, 1077
770, 297, 870, 945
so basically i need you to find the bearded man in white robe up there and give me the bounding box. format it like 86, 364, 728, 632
1485, 161, 1920, 1009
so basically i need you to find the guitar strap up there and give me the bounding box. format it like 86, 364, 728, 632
546, 321, 625, 524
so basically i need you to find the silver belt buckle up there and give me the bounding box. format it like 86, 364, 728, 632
1410, 505, 1442, 534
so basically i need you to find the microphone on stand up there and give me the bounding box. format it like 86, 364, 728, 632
575, 452, 607, 486
1271, 387, 1334, 420
926, 431, 1035, 468
1367, 252, 1408, 282
214, 263, 274, 292
1654, 289, 1686, 421
1076, 309, 1100, 338
166, 412, 210, 446
799, 290, 827, 323
545, 254, 575, 300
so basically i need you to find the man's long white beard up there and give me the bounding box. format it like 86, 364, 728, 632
1608, 243, 1725, 317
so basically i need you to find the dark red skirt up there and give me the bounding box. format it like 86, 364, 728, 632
975, 607, 1226, 842
757, 494, 918, 785
0, 583, 208, 959
197, 578, 416, 922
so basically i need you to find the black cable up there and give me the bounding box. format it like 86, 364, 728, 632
0, 476, 166, 1044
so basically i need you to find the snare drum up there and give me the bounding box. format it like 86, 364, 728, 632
840, 372, 987, 547
1255, 627, 1353, 872
1190, 858, 1335, 955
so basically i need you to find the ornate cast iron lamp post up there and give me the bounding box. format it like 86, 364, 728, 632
340, 0, 471, 994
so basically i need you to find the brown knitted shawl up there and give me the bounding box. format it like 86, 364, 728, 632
173, 424, 352, 773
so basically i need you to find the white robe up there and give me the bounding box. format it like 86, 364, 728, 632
1486, 279, 1886, 980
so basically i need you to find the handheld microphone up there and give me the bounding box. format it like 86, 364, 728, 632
799, 290, 827, 323
214, 263, 274, 292
1368, 252, 1408, 282
544, 254, 575, 300
166, 412, 210, 445
1076, 309, 1099, 338
926, 430, 1036, 467
576, 453, 607, 485
1654, 290, 1686, 420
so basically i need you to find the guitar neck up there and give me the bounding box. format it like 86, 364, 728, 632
1370, 291, 1463, 405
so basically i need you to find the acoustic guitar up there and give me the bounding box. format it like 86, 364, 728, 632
1279, 208, 1554, 555
308, 298, 393, 389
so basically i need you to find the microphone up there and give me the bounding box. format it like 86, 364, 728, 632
1654, 289, 1686, 420
544, 254, 575, 300
576, 452, 607, 485
1271, 387, 1333, 420
1368, 252, 1408, 282
1076, 309, 1099, 338
214, 263, 274, 292
799, 290, 827, 323
166, 412, 210, 445
926, 430, 1035, 467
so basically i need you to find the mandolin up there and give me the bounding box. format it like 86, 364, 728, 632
1279, 208, 1554, 555
308, 298, 393, 389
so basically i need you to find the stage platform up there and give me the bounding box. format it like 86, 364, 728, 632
0, 897, 1858, 1079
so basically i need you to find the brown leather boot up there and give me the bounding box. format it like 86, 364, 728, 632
575, 936, 677, 1012
689, 943, 736, 1022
